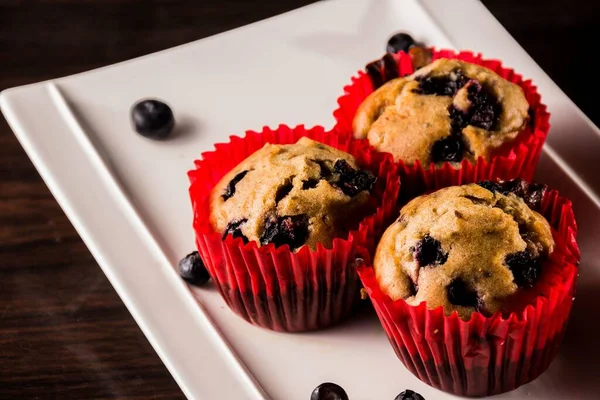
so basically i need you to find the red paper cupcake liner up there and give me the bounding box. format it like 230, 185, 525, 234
358, 188, 579, 396
188, 125, 400, 332
333, 49, 551, 196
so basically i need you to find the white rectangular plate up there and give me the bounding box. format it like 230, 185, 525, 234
2, 0, 600, 399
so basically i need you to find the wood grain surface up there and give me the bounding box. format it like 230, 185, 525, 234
0, 1, 598, 399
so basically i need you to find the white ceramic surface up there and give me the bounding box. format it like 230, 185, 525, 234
2, 0, 600, 399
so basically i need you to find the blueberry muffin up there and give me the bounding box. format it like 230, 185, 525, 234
209, 137, 376, 251
353, 58, 530, 165
374, 180, 554, 319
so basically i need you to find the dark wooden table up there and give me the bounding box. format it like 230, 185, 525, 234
1, 1, 598, 399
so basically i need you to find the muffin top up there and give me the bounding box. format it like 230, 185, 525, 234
209, 137, 376, 251
353, 58, 530, 166
374, 181, 554, 319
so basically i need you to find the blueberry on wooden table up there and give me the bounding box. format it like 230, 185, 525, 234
395, 389, 426, 400
310, 382, 349, 400
178, 251, 210, 285
131, 99, 175, 139
386, 32, 416, 54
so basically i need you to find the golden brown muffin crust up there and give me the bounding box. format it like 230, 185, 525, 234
374, 183, 554, 320
353, 58, 530, 166
210, 137, 374, 251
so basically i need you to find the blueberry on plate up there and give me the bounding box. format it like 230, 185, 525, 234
178, 251, 210, 285
311, 382, 349, 400
386, 32, 416, 54
395, 389, 425, 400
131, 99, 175, 139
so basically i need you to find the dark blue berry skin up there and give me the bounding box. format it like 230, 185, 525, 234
505, 250, 541, 287
310, 382, 349, 400
178, 251, 210, 285
131, 99, 174, 139
222, 170, 249, 201
431, 134, 465, 163
477, 178, 547, 210
413, 235, 448, 267
447, 278, 483, 311
395, 389, 426, 400
477, 180, 504, 194
260, 215, 309, 251
386, 32, 416, 54
333, 159, 377, 196
413, 69, 469, 96
222, 219, 249, 244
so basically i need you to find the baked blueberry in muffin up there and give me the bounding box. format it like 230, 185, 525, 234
209, 137, 376, 251
374, 181, 554, 319
353, 58, 530, 166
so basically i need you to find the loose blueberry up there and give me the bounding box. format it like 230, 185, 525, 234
222, 170, 249, 201
333, 159, 377, 196
447, 278, 482, 310
412, 235, 448, 267
505, 250, 541, 287
260, 214, 309, 251
178, 251, 210, 285
131, 99, 174, 139
222, 219, 249, 243
386, 32, 416, 54
310, 382, 349, 400
395, 389, 426, 400
431, 134, 464, 163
